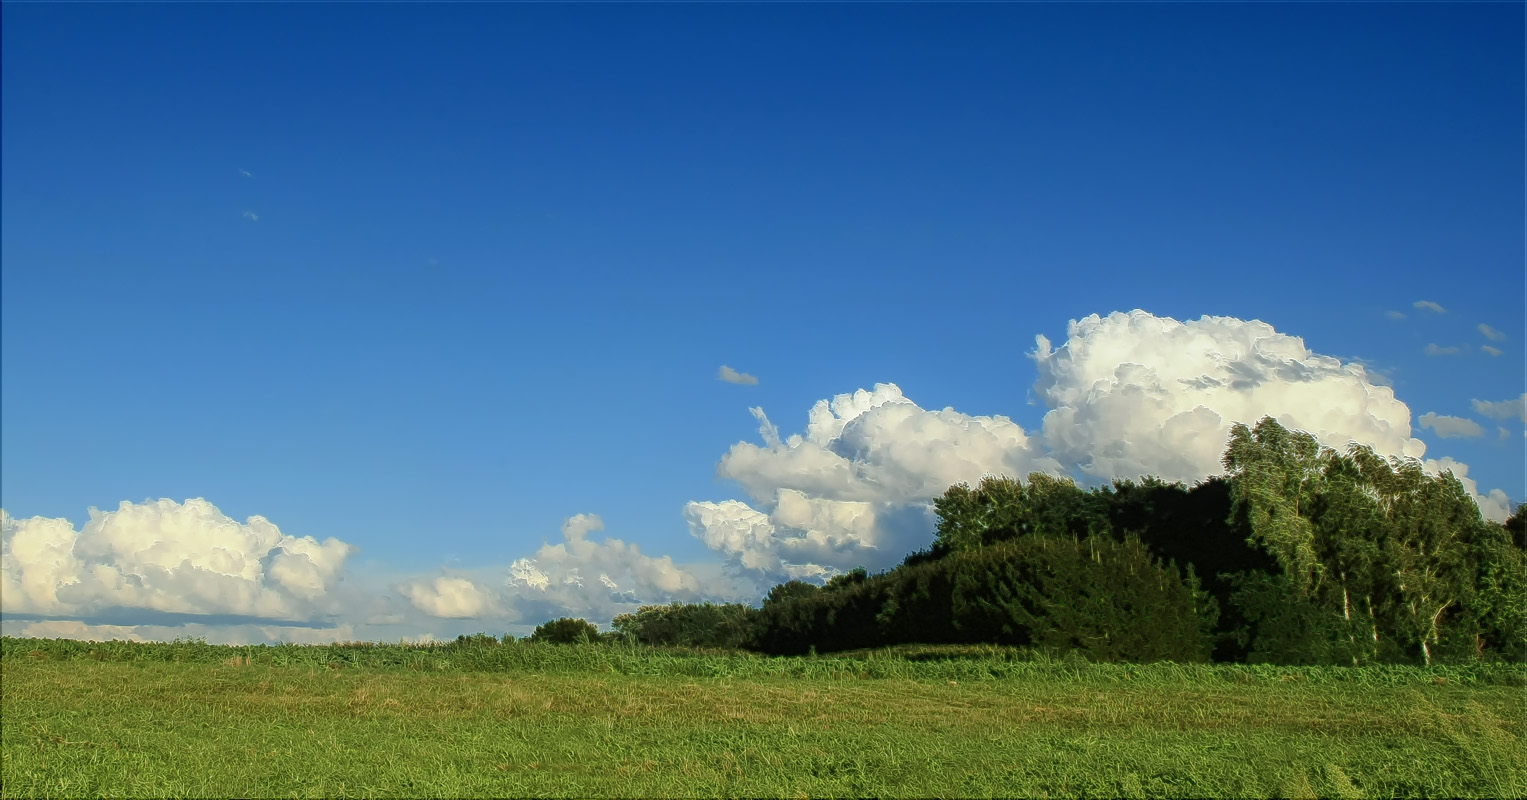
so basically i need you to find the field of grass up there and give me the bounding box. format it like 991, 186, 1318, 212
3, 638, 1523, 798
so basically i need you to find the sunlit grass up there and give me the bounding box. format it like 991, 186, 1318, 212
3, 638, 1522, 798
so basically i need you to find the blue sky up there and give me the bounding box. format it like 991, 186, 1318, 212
2, 3, 1521, 642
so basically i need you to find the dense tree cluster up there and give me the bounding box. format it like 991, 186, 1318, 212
611, 602, 757, 649
529, 617, 602, 644
1221, 418, 1524, 666
532, 418, 1524, 665
748, 533, 1217, 661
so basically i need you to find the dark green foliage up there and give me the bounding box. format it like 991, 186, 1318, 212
750, 535, 1216, 662
763, 580, 821, 606
1097, 476, 1273, 661
530, 617, 601, 644
989, 536, 1218, 663
1465, 522, 1526, 661
825, 566, 868, 591
1505, 505, 1525, 550
611, 602, 758, 649
897, 541, 950, 568
932, 474, 1109, 552
1227, 571, 1406, 666
750, 574, 887, 655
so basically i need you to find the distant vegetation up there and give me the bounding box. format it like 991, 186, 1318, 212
566, 418, 1526, 666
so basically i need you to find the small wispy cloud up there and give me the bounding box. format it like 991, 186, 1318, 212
1478, 323, 1506, 342
239, 168, 253, 179
1418, 412, 1484, 439
243, 211, 259, 222
1413, 300, 1447, 314
1472, 395, 1527, 423
1384, 310, 1406, 321
1482, 345, 1503, 357
1423, 343, 1461, 356
718, 366, 759, 386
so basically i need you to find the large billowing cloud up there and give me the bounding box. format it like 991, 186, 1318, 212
684, 384, 1056, 581
1033, 311, 1426, 485
1, 499, 355, 621
1031, 311, 1509, 521
719, 385, 1057, 506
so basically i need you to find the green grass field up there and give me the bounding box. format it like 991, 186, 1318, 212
3, 638, 1523, 798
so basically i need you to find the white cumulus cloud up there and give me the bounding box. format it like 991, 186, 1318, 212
1482, 345, 1503, 357
0, 499, 354, 620
1478, 324, 1507, 342
1414, 300, 1447, 314
1424, 343, 1463, 356
685, 384, 1054, 580
1030, 311, 1511, 522
717, 384, 1056, 507
1032, 311, 1427, 485
1418, 412, 1485, 439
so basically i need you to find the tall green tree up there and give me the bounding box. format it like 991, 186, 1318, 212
1306, 447, 1393, 664
1225, 419, 1503, 665
1224, 418, 1327, 595
1471, 522, 1527, 660
1378, 460, 1481, 666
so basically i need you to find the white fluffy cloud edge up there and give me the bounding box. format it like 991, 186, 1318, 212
3, 310, 1520, 645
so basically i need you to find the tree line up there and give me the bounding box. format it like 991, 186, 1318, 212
533, 418, 1525, 665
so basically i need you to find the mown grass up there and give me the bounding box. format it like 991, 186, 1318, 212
2, 638, 1523, 798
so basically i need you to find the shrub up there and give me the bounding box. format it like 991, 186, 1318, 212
611, 602, 758, 649
530, 617, 601, 644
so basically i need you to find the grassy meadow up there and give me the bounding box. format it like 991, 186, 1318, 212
2, 637, 1523, 799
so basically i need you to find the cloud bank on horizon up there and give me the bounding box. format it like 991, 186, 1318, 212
2, 498, 352, 621
2, 310, 1519, 644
